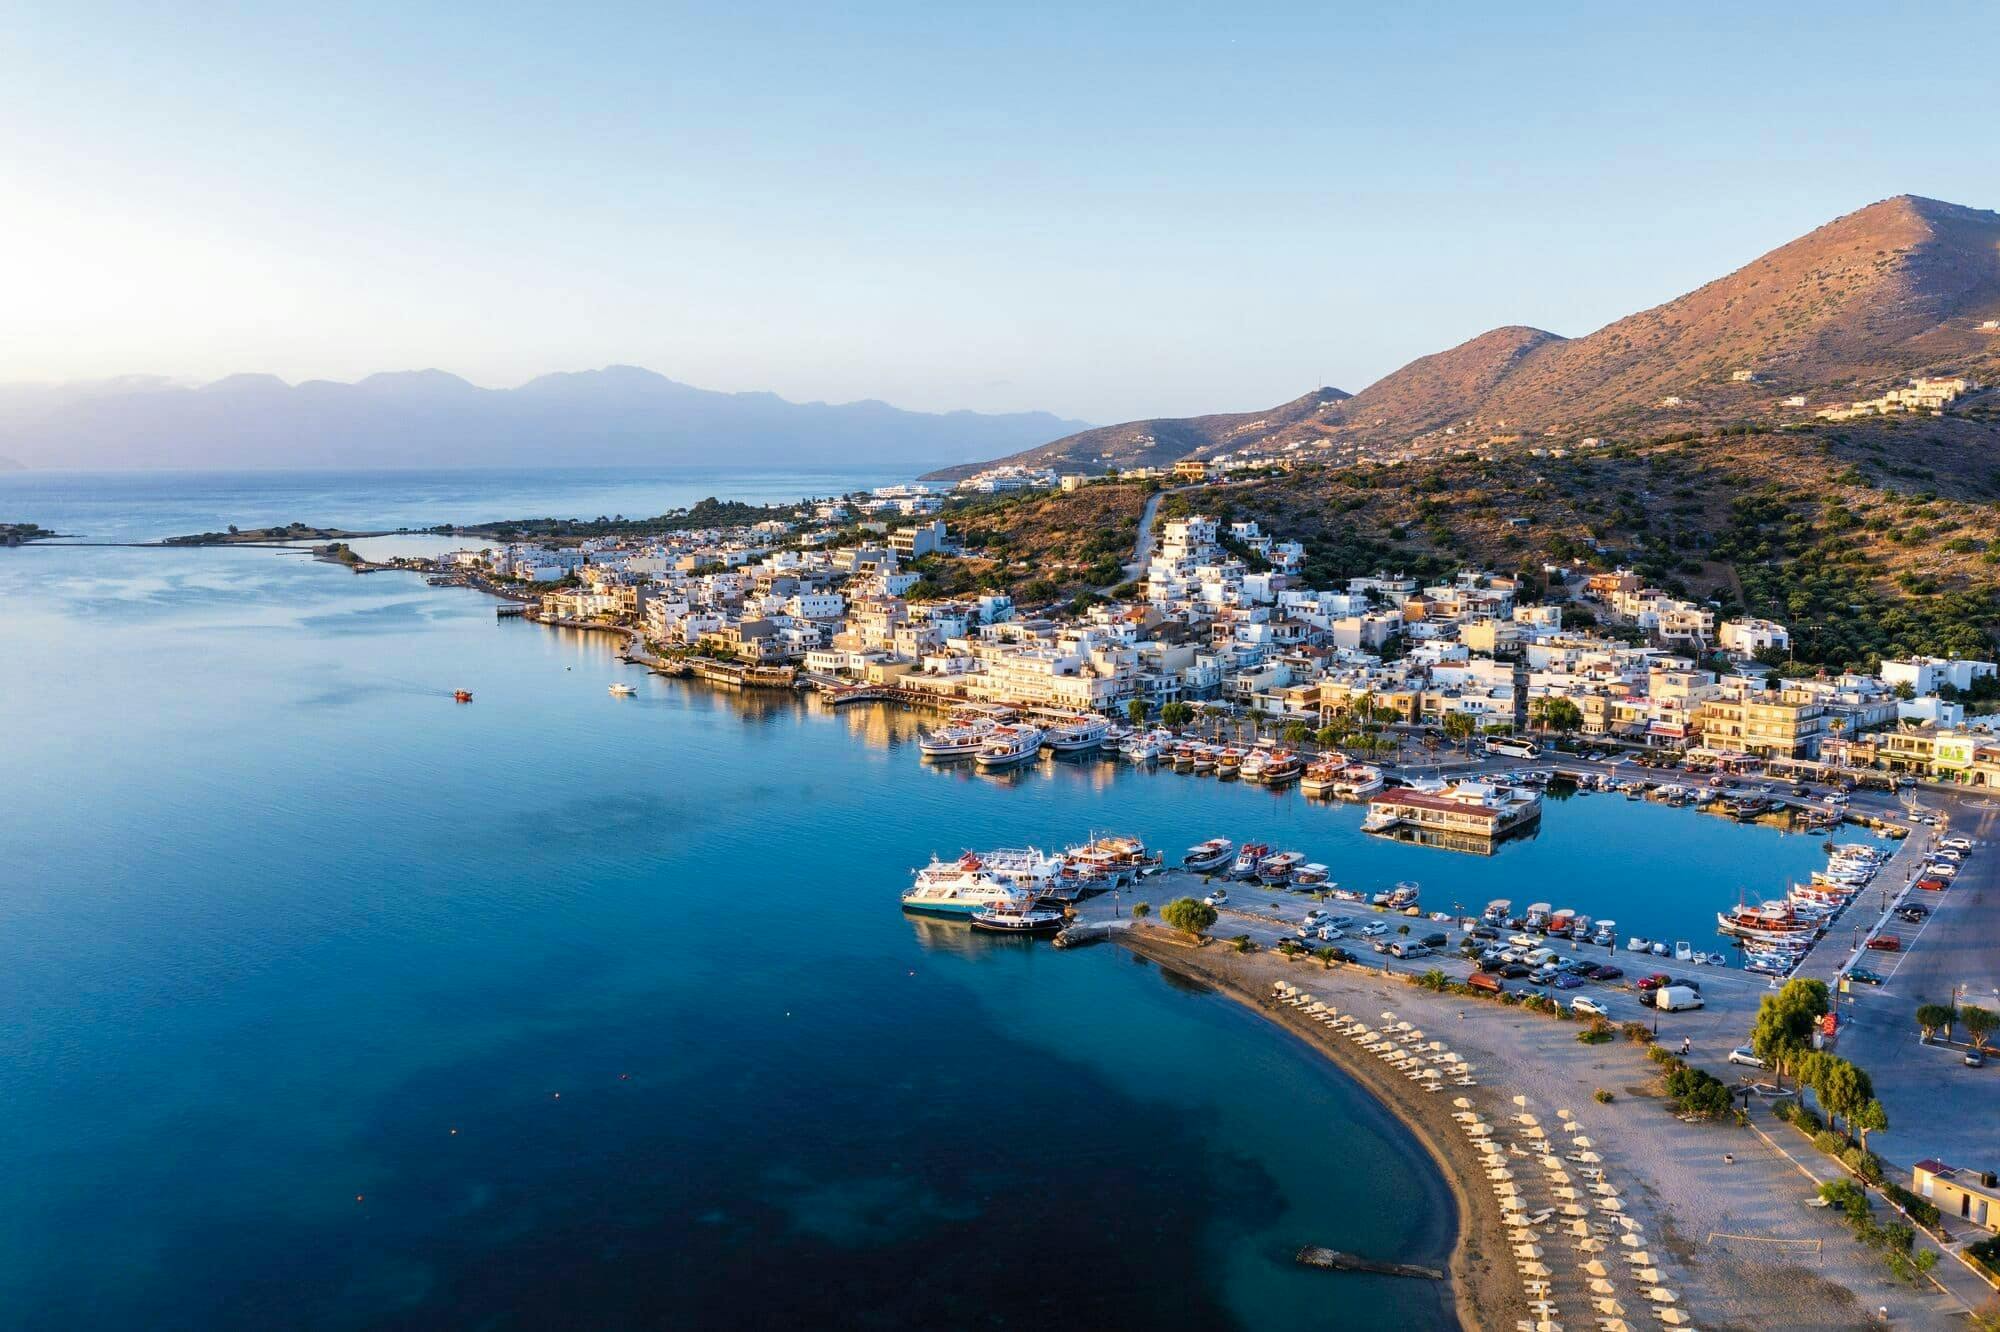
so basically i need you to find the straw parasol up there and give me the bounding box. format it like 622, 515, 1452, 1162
1646, 1287, 1677, 1304
1581, 1259, 1608, 1277
1588, 1277, 1616, 1295
1658, 1309, 1688, 1327
1453, 1096, 1473, 1109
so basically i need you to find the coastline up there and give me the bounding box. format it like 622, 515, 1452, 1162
1118, 926, 1512, 1332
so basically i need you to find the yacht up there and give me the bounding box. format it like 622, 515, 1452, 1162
1182, 838, 1236, 872
1332, 763, 1385, 798
1237, 749, 1269, 782
975, 725, 1046, 770
1042, 714, 1110, 753
608, 682, 636, 697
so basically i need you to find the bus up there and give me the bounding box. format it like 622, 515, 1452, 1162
1485, 737, 1542, 760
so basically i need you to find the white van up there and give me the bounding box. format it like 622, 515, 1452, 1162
1653, 985, 1704, 1012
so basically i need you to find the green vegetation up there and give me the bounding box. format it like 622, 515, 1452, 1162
1131, 901, 1150, 918
1816, 1179, 1935, 1284
1749, 977, 1830, 1078
1161, 896, 1218, 939
1962, 1004, 1996, 1051
1916, 1002, 1958, 1042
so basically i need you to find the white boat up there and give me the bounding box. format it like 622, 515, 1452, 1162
1042, 714, 1109, 753
975, 725, 1046, 769
919, 717, 1000, 758
608, 682, 636, 697
1182, 838, 1235, 872
902, 848, 1066, 915
1121, 728, 1171, 763
1293, 862, 1331, 887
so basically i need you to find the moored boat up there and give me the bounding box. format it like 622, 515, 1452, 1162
1230, 842, 1272, 879
970, 902, 1068, 934
1182, 837, 1236, 872
975, 725, 1046, 770
1257, 851, 1305, 885
1042, 714, 1110, 753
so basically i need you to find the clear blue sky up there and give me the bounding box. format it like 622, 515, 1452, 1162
1, 1, 1993, 424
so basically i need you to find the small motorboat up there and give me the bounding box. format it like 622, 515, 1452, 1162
1182, 838, 1236, 872
608, 682, 636, 697
453, 689, 474, 703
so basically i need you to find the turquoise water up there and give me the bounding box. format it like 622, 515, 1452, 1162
0, 471, 1859, 1329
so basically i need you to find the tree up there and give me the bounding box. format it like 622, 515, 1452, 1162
1315, 725, 1343, 750
1282, 721, 1312, 745
1126, 698, 1149, 727
1532, 697, 1584, 735
1916, 1002, 1958, 1043
1751, 978, 1830, 1080
1161, 896, 1217, 939
1159, 701, 1194, 728
1962, 1005, 1997, 1052
1442, 711, 1477, 751
1853, 1098, 1889, 1152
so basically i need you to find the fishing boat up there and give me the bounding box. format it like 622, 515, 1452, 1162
1292, 862, 1331, 887
970, 902, 1068, 934
1257, 851, 1305, 885
1524, 902, 1553, 932
1120, 727, 1172, 763
1042, 714, 1110, 753
1190, 745, 1217, 773
1371, 881, 1419, 909
1715, 901, 1818, 944
1237, 749, 1268, 782
1590, 920, 1617, 947
1215, 747, 1244, 777
1171, 742, 1199, 771
1481, 899, 1512, 927
1230, 842, 1272, 879
1182, 837, 1236, 872
1547, 909, 1575, 939
608, 682, 635, 697
975, 725, 1046, 770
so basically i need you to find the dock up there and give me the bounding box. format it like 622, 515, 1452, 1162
1294, 1246, 1444, 1282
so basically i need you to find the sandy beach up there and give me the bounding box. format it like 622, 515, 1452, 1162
1118, 925, 1968, 1331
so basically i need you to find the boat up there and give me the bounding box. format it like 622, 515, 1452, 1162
1190, 745, 1217, 773
1673, 941, 1693, 962
608, 682, 636, 697
1230, 842, 1272, 879
1259, 749, 1304, 785
1481, 899, 1512, 926
1216, 747, 1245, 777
1590, 920, 1616, 947
902, 849, 1066, 916
1257, 851, 1305, 885
453, 689, 473, 703
1067, 834, 1161, 881
1237, 749, 1269, 782
975, 725, 1046, 770
1120, 728, 1172, 763
1371, 881, 1419, 909
1332, 763, 1385, 798
1626, 937, 1653, 954
1524, 902, 1553, 931
1042, 714, 1110, 753
1300, 757, 1342, 795
1182, 838, 1236, 872
1292, 862, 1330, 887
970, 902, 1068, 934
1547, 909, 1575, 938
921, 714, 1003, 758
1715, 902, 1818, 944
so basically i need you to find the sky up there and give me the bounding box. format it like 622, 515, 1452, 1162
2, 1, 1996, 425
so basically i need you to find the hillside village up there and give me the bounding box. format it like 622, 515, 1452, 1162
434, 469, 2000, 788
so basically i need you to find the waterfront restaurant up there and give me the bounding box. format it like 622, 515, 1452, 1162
1363, 781, 1543, 843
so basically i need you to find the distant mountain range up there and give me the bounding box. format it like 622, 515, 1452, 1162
932, 194, 2000, 478
0, 366, 1090, 472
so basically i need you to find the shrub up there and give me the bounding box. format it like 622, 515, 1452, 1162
1162, 897, 1218, 938
1622, 1021, 1656, 1045
1647, 1045, 1680, 1067
1578, 1017, 1614, 1044
1594, 1089, 1615, 1104
1131, 902, 1151, 918
1886, 1182, 1941, 1232
1813, 1130, 1847, 1158
1842, 1145, 1884, 1185
1231, 934, 1256, 954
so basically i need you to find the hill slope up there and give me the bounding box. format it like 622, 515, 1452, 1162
944, 195, 2000, 476
0, 366, 1090, 472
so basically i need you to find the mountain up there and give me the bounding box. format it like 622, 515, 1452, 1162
0, 366, 1090, 472
921, 387, 1351, 481
943, 195, 2000, 476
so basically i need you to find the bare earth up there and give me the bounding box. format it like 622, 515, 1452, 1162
1119, 926, 1965, 1332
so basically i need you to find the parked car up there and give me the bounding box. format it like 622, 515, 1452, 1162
1572, 996, 1609, 1017
1968, 1049, 1987, 1068
1589, 965, 1624, 981
1636, 973, 1671, 995
1421, 932, 1449, 948
1865, 935, 1902, 952
1468, 971, 1503, 995
1728, 1046, 1766, 1068
1553, 973, 1585, 991
1502, 963, 1532, 979
1942, 836, 1972, 852
1847, 966, 1886, 986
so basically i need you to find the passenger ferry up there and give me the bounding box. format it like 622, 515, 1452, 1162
919, 714, 1003, 758
1216, 747, 1245, 777
1066, 834, 1161, 881
1333, 764, 1386, 797
1042, 714, 1110, 753
1258, 749, 1304, 785
975, 725, 1046, 770
902, 849, 1065, 916
1300, 757, 1343, 795
1182, 837, 1236, 872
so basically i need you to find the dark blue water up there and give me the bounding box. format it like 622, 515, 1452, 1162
0, 471, 1859, 1329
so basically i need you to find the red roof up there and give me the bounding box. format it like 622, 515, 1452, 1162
1368, 789, 1498, 815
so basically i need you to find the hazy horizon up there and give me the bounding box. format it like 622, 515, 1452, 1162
3, 3, 1997, 426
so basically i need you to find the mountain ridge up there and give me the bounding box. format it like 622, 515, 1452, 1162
0, 368, 1091, 472
941, 194, 2000, 477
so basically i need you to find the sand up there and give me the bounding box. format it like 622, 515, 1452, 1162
1118, 925, 1968, 1331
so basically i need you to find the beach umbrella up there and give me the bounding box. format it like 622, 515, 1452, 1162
1616, 1217, 1643, 1233
1517, 1112, 1539, 1125
1520, 1261, 1551, 1278
1513, 1094, 1530, 1108
1623, 1251, 1652, 1266
1647, 1287, 1676, 1305
1588, 1278, 1616, 1295
1659, 1310, 1688, 1327
1582, 1259, 1608, 1277
1453, 1096, 1472, 1109
1557, 1107, 1574, 1120
1599, 1198, 1625, 1212
1553, 1187, 1579, 1201
1380, 1010, 1396, 1021
1513, 1243, 1542, 1259
1561, 1203, 1588, 1217
1593, 1183, 1620, 1197
1619, 1233, 1644, 1249
1635, 1267, 1661, 1283
1495, 1181, 1519, 1196
1596, 1312, 1629, 1328
1572, 1135, 1594, 1148
1577, 1237, 1605, 1253
1525, 1126, 1547, 1139
1576, 1151, 1601, 1164
1568, 1219, 1593, 1237
1468, 1124, 1492, 1137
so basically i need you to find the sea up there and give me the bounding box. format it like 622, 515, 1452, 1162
0, 467, 1861, 1330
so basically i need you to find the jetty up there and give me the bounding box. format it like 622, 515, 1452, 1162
1293, 1246, 1444, 1282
